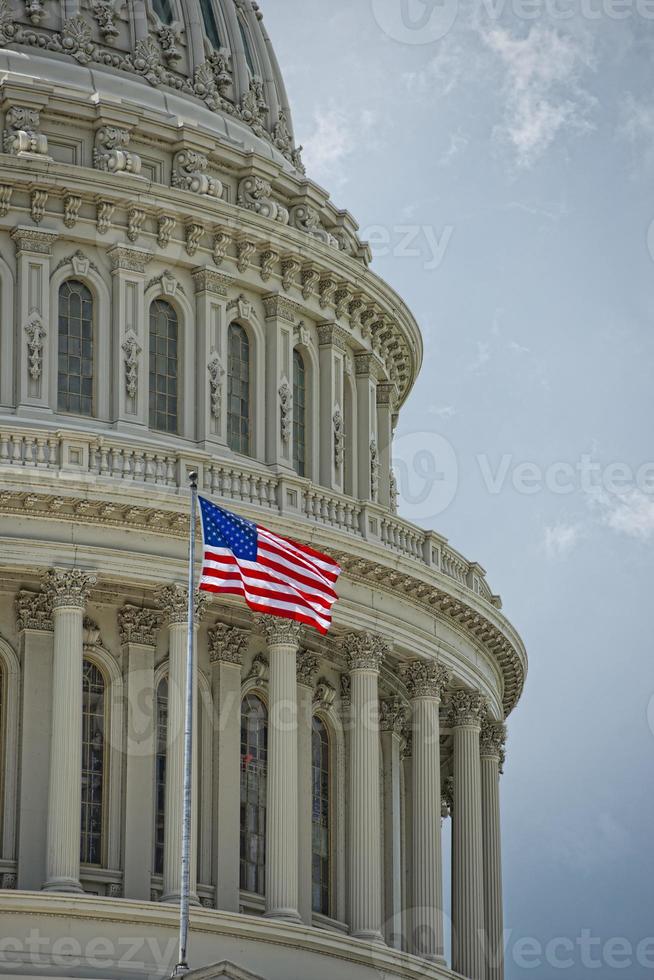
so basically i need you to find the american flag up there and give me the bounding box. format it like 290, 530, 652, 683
198, 496, 342, 634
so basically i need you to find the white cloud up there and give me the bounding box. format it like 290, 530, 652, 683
618, 94, 654, 171
401, 39, 468, 98
439, 130, 469, 166
481, 25, 596, 168
543, 522, 582, 559
302, 106, 377, 189
428, 404, 457, 419
467, 340, 491, 374
597, 489, 654, 541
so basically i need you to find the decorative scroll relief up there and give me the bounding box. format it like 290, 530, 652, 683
278, 379, 292, 444
94, 126, 142, 175
333, 408, 344, 469
3, 106, 49, 157
64, 195, 82, 229
208, 352, 225, 421
172, 150, 222, 199
237, 176, 289, 225
290, 205, 339, 249
370, 439, 379, 501
122, 330, 142, 400
24, 314, 46, 382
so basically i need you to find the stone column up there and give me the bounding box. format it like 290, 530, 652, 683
107, 244, 152, 433
119, 605, 162, 901
401, 729, 413, 954
261, 618, 302, 922
450, 691, 487, 980
481, 721, 507, 980
157, 586, 207, 903
403, 661, 450, 963
192, 268, 229, 452
42, 569, 96, 892
380, 697, 406, 948
296, 650, 319, 925
15, 590, 54, 890
344, 631, 387, 941
209, 623, 248, 913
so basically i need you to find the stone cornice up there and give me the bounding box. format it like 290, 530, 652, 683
118, 604, 162, 647
401, 661, 450, 701
209, 622, 249, 666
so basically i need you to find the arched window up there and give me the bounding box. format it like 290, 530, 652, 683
149, 299, 179, 434
293, 349, 306, 477
58, 280, 94, 416
154, 676, 168, 876
312, 716, 331, 915
240, 694, 267, 895
200, 0, 222, 48
238, 16, 257, 76
228, 323, 251, 456
81, 660, 105, 866
152, 0, 174, 23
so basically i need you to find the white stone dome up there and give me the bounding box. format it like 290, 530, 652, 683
0, 0, 303, 170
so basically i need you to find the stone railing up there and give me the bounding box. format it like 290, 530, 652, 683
0, 424, 499, 608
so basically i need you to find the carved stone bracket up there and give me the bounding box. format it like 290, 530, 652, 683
94, 126, 141, 175
245, 653, 269, 686
3, 105, 49, 157
238, 176, 289, 225
172, 150, 222, 198
290, 205, 338, 249
313, 677, 337, 712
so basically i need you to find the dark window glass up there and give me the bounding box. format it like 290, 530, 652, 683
58, 280, 93, 416
200, 0, 222, 48
238, 17, 256, 75
0, 665, 4, 841
311, 716, 330, 915
155, 677, 168, 876
149, 300, 179, 434
228, 323, 251, 455
153, 0, 174, 24
240, 694, 267, 895
81, 661, 105, 866
293, 349, 306, 477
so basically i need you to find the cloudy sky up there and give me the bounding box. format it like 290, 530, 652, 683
263, 3, 654, 977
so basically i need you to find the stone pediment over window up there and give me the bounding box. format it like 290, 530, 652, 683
185, 962, 267, 980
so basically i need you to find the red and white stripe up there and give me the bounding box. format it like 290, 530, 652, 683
200, 523, 342, 634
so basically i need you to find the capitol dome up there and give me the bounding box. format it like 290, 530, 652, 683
0, 4, 526, 980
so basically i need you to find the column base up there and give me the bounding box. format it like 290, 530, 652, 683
42, 877, 83, 894
351, 929, 386, 944
263, 908, 303, 925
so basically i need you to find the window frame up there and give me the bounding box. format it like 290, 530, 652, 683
311, 713, 334, 918
239, 691, 268, 898
80, 657, 108, 869
227, 321, 253, 458
292, 348, 307, 478
57, 278, 95, 419
149, 297, 181, 436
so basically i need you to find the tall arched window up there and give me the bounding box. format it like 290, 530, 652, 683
238, 16, 257, 76
154, 676, 168, 876
293, 349, 306, 477
240, 694, 267, 895
149, 300, 179, 434
200, 0, 222, 48
228, 323, 251, 456
152, 0, 174, 23
81, 660, 105, 866
58, 280, 94, 416
312, 716, 331, 915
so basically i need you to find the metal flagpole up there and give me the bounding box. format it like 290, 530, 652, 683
173, 470, 199, 977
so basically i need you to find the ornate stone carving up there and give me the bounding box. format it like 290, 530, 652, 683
42, 568, 97, 609
278, 379, 292, 444
172, 150, 222, 198
333, 409, 344, 468
480, 720, 507, 769
3, 106, 49, 157
108, 245, 151, 274
185, 222, 205, 257
212, 230, 231, 267
401, 728, 413, 760
127, 207, 146, 242
370, 439, 379, 501
245, 653, 269, 685
236, 238, 257, 274
208, 352, 225, 420
281, 255, 301, 292
448, 690, 488, 728
228, 294, 256, 322
257, 616, 302, 646
24, 314, 46, 381
16, 589, 53, 632
319, 275, 337, 309
340, 674, 351, 707
96, 201, 115, 235
272, 108, 305, 174
237, 176, 289, 225
155, 585, 208, 626
209, 623, 249, 666
294, 321, 310, 348
94, 126, 141, 175
157, 215, 176, 249
118, 605, 162, 646
192, 269, 229, 296
342, 631, 389, 672
301, 265, 320, 301
239, 77, 268, 136
90, 0, 119, 38
0, 873, 16, 890
262, 294, 295, 323
30, 189, 47, 224
313, 678, 336, 711
442, 776, 454, 818
401, 661, 450, 701
157, 25, 181, 62
63, 194, 82, 229
390, 469, 399, 514
379, 697, 407, 734
60, 16, 96, 64
0, 184, 12, 217
296, 650, 319, 688
334, 285, 351, 319
122, 331, 142, 399
260, 248, 279, 283
290, 205, 338, 249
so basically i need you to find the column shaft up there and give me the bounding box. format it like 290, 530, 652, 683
297, 680, 314, 925
412, 697, 445, 960
481, 724, 507, 980
123, 644, 156, 900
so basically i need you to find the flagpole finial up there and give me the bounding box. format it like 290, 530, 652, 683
188, 470, 198, 490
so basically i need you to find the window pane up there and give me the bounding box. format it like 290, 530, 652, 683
311, 717, 331, 915
228, 324, 251, 456
153, 0, 174, 23
58, 280, 94, 417
149, 300, 179, 434
200, 0, 222, 48
81, 661, 105, 866
239, 16, 256, 76
240, 694, 267, 895
154, 677, 168, 876
293, 349, 306, 477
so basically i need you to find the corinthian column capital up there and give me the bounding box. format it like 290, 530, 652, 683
16, 589, 53, 632
42, 569, 96, 610
343, 631, 389, 672
402, 660, 450, 701
118, 605, 162, 647
481, 720, 507, 767
449, 690, 488, 728
156, 585, 208, 626
208, 622, 249, 666
296, 649, 319, 688
257, 616, 302, 647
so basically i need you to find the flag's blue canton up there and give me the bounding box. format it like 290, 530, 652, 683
199, 497, 258, 561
